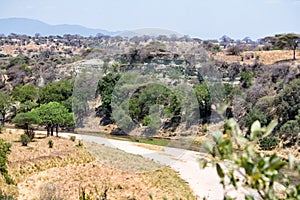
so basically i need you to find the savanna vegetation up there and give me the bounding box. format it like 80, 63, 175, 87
0, 32, 299, 199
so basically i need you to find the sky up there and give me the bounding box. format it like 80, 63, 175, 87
0, 0, 299, 40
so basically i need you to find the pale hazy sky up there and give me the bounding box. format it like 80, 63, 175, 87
0, 0, 299, 39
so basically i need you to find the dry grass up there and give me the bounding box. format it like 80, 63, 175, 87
17, 161, 195, 200
84, 141, 162, 173
213, 50, 300, 65
0, 128, 195, 199
0, 128, 94, 197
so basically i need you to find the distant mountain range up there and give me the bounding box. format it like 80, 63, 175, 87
0, 18, 118, 36
117, 28, 182, 38
0, 18, 184, 38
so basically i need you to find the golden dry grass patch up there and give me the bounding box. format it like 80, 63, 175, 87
17, 161, 195, 200
212, 50, 300, 65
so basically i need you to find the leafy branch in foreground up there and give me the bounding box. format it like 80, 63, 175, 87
199, 118, 300, 199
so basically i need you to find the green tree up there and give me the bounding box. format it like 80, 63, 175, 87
12, 111, 41, 139
0, 92, 11, 126
275, 33, 300, 60
193, 82, 211, 120
263, 33, 300, 60
97, 73, 121, 118
12, 84, 38, 103
276, 78, 300, 123
39, 80, 73, 104
34, 102, 73, 136
18, 100, 38, 113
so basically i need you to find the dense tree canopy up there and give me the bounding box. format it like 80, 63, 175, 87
12, 84, 38, 103
39, 80, 73, 104
97, 73, 121, 118
34, 102, 74, 136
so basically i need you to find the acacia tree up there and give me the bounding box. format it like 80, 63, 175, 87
12, 112, 40, 140
276, 33, 300, 60
0, 92, 11, 126
35, 102, 73, 136
262, 33, 300, 60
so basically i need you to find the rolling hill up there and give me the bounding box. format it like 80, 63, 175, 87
0, 17, 118, 36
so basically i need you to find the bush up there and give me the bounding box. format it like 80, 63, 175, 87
20, 134, 30, 146
227, 45, 242, 55
0, 191, 14, 200
279, 120, 300, 136
70, 136, 76, 142
0, 125, 2, 133
259, 136, 279, 150
48, 140, 54, 148
244, 109, 268, 130
77, 140, 83, 147
0, 139, 13, 184
239, 69, 255, 88
79, 186, 108, 200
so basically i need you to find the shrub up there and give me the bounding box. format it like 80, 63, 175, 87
259, 136, 279, 150
0, 191, 14, 200
0, 139, 13, 184
70, 136, 76, 142
244, 109, 268, 130
239, 69, 255, 88
212, 44, 221, 53
227, 45, 242, 55
77, 140, 83, 147
279, 120, 300, 136
79, 186, 108, 200
0, 125, 2, 133
48, 140, 54, 148
20, 134, 30, 146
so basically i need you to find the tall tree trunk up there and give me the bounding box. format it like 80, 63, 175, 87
26, 123, 29, 135
51, 125, 54, 136
1, 112, 5, 126
47, 125, 50, 137
56, 125, 59, 137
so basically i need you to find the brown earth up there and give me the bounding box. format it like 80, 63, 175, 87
0, 128, 195, 199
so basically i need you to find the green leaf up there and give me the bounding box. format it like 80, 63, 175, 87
203, 141, 214, 155
212, 131, 223, 144
262, 120, 278, 138
198, 158, 208, 169
289, 153, 295, 169
250, 120, 261, 140
245, 195, 255, 200
235, 136, 248, 145
216, 163, 225, 178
